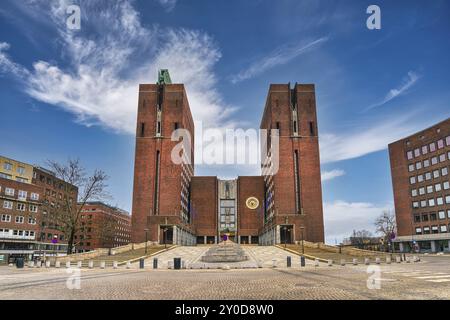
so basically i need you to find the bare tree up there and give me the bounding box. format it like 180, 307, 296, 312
348, 229, 373, 247
375, 210, 397, 245
46, 159, 109, 254
97, 217, 116, 248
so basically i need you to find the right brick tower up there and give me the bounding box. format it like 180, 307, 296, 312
259, 83, 325, 244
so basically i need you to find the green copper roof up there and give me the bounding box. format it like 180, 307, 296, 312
157, 69, 172, 84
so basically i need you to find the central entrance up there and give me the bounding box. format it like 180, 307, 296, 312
280, 225, 294, 245
218, 179, 237, 242
159, 225, 173, 245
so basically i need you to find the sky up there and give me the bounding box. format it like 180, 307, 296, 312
0, 0, 449, 244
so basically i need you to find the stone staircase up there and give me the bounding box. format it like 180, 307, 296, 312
201, 241, 248, 262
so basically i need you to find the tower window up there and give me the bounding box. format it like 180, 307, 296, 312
276, 122, 280, 130
174, 122, 179, 130
154, 151, 161, 215
309, 122, 315, 136
157, 122, 161, 135
140, 122, 145, 137
294, 150, 301, 213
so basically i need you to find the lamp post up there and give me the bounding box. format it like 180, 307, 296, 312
144, 228, 149, 254
282, 226, 287, 248
52, 235, 58, 263
300, 226, 305, 255
163, 227, 168, 249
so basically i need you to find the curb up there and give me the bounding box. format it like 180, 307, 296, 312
274, 245, 328, 263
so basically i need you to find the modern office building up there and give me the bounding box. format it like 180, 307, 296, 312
389, 118, 450, 252
131, 70, 324, 245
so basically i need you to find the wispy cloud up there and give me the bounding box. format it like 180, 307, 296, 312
324, 200, 392, 244
319, 111, 440, 164
157, 0, 177, 12
321, 169, 345, 182
364, 71, 420, 112
230, 37, 328, 84
0, 0, 235, 134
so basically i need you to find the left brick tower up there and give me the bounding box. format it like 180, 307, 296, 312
131, 70, 196, 245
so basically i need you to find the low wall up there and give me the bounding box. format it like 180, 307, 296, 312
298, 241, 384, 256
56, 249, 109, 262
55, 241, 159, 262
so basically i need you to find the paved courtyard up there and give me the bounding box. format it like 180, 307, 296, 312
145, 246, 209, 269
1, 255, 450, 300
146, 245, 318, 269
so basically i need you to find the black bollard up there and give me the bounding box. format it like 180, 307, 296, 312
287, 256, 291, 267
153, 258, 158, 269
300, 256, 306, 267
174, 258, 181, 270
139, 258, 145, 269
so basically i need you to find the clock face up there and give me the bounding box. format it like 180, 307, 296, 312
246, 197, 259, 210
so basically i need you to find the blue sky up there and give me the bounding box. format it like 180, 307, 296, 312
1, 0, 449, 243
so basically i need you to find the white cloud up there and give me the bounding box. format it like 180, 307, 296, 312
321, 169, 345, 182
323, 200, 392, 244
0, 0, 236, 134
319, 112, 437, 163
230, 37, 328, 84
157, 0, 177, 12
364, 71, 420, 112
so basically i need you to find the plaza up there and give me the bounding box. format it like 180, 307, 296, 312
1, 254, 450, 300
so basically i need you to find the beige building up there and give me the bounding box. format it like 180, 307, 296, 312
0, 156, 34, 184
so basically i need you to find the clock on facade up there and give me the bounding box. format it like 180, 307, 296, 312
245, 197, 259, 210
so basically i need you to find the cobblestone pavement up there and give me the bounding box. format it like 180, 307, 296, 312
244, 246, 318, 268
1, 256, 450, 300
144, 246, 209, 269
142, 245, 317, 269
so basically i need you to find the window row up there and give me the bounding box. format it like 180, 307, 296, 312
2, 201, 38, 212
0, 214, 36, 224
408, 153, 450, 172
407, 136, 450, 160
0, 187, 39, 200
409, 167, 449, 184
415, 225, 449, 235
414, 210, 450, 222
0, 173, 29, 183
2, 163, 27, 175
412, 195, 450, 209
0, 228, 36, 237
411, 181, 450, 197
40, 233, 65, 241
220, 223, 235, 228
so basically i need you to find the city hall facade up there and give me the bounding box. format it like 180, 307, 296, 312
131, 71, 324, 246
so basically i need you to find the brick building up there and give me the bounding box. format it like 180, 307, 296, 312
76, 202, 131, 252
389, 118, 450, 253
131, 70, 324, 245
32, 167, 78, 249
0, 156, 76, 263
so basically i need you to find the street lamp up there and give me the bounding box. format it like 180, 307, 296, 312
144, 228, 149, 254
300, 226, 305, 255
52, 235, 58, 263
163, 227, 168, 249
282, 226, 287, 248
